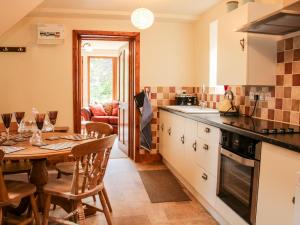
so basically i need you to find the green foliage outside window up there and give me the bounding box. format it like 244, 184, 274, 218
89, 58, 113, 104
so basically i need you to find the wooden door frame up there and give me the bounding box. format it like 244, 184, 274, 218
73, 30, 140, 161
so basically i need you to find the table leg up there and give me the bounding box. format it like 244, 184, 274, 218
29, 159, 48, 211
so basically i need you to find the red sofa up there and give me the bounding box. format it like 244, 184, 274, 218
81, 101, 118, 134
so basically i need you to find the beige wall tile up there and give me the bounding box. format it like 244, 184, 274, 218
285, 50, 293, 62
283, 98, 292, 110
284, 75, 293, 87
292, 86, 300, 100
293, 61, 300, 74
275, 109, 283, 122
275, 86, 284, 98
277, 63, 285, 74
290, 111, 300, 125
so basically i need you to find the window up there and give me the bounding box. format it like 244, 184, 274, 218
209, 20, 224, 94
88, 57, 117, 104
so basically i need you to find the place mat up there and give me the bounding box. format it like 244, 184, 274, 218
139, 169, 191, 203
0, 146, 25, 154
60, 134, 92, 141
41, 142, 77, 151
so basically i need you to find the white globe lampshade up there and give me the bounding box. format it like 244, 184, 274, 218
131, 8, 154, 30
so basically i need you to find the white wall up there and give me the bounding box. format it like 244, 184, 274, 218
193, 0, 283, 86
0, 16, 195, 129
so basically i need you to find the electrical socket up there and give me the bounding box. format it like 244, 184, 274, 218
249, 91, 265, 101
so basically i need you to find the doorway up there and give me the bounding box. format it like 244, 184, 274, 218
72, 30, 140, 161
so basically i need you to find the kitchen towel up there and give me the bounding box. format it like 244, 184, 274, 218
137, 91, 153, 151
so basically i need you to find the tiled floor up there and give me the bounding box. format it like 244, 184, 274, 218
52, 158, 219, 225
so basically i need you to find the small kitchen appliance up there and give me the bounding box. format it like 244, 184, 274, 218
218, 90, 238, 115
175, 93, 197, 106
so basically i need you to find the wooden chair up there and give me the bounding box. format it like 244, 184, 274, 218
0, 150, 40, 225
54, 122, 113, 210
56, 122, 113, 177
42, 135, 116, 225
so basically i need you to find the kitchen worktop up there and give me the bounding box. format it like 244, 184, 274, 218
159, 106, 300, 153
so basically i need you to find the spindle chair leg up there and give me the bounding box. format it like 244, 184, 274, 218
30, 194, 41, 225
76, 201, 86, 225
42, 194, 51, 225
103, 187, 112, 213
99, 190, 113, 225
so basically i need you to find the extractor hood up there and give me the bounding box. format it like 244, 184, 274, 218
237, 0, 300, 35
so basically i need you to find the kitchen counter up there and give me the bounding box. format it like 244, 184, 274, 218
159, 106, 300, 153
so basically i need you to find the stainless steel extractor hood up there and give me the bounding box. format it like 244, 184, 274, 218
237, 0, 300, 35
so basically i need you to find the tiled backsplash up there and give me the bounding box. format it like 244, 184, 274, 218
141, 35, 300, 154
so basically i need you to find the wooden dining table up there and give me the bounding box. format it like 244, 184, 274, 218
3, 132, 95, 215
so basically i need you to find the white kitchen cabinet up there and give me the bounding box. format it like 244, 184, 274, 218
159, 109, 219, 208
217, 3, 280, 85
256, 142, 300, 225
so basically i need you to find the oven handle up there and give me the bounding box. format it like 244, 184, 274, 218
220, 148, 255, 167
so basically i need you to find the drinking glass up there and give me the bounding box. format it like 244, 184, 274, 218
34, 113, 46, 146
47, 111, 58, 132
1, 113, 15, 146
14, 112, 25, 140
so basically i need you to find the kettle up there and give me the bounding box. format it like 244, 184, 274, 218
218, 90, 238, 114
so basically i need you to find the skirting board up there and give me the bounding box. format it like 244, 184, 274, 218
162, 158, 230, 225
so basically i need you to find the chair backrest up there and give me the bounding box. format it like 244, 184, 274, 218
0, 150, 9, 203
85, 122, 113, 138
70, 135, 116, 195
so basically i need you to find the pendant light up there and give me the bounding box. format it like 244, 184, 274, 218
131, 7, 154, 30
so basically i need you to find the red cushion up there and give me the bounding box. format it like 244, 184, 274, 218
109, 116, 118, 125
91, 116, 110, 123
112, 101, 119, 116
90, 104, 107, 116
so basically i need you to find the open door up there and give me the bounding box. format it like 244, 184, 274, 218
118, 47, 129, 155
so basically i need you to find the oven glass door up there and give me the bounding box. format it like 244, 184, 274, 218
218, 148, 255, 224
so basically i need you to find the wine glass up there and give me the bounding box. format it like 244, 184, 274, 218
14, 112, 25, 140
34, 113, 46, 146
47, 111, 58, 132
1, 113, 15, 146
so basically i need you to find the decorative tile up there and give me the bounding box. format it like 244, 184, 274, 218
277, 52, 284, 63
284, 87, 292, 98
285, 38, 293, 50
285, 50, 293, 62
285, 62, 293, 74
276, 75, 284, 86
293, 74, 300, 86
294, 49, 300, 61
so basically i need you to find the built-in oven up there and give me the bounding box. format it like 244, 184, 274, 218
217, 130, 261, 225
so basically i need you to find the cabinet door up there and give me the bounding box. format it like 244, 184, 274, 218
256, 143, 300, 225
159, 110, 172, 162
169, 113, 185, 174
196, 138, 219, 177
217, 7, 248, 85
158, 110, 167, 157
183, 119, 198, 186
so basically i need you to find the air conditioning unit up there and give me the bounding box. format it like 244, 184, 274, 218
37, 24, 64, 44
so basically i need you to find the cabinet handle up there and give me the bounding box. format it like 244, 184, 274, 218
292, 196, 295, 205
180, 135, 185, 144
202, 173, 208, 181
161, 123, 164, 131
204, 127, 210, 133
167, 128, 172, 136
192, 141, 197, 151
203, 144, 209, 150
240, 38, 245, 51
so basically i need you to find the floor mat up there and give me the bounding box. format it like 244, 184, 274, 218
139, 169, 191, 203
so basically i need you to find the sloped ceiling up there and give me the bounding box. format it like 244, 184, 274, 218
0, 0, 44, 36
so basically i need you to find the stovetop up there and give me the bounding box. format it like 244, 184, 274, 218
223, 117, 300, 134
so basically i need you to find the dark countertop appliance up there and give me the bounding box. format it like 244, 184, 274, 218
175, 94, 197, 106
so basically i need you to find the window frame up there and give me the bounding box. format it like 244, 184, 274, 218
87, 56, 118, 104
